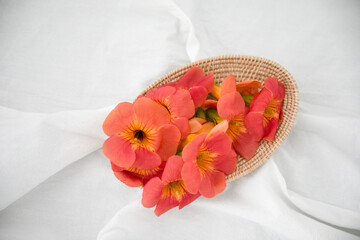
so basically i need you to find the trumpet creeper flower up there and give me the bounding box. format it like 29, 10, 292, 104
217, 75, 259, 160
181, 122, 237, 198
178, 118, 214, 152
146, 86, 195, 139
168, 66, 214, 108
111, 161, 165, 187
236, 80, 262, 96
103, 97, 181, 171
142, 156, 200, 216
245, 78, 285, 141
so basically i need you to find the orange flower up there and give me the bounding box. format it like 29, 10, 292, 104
103, 97, 181, 187
245, 78, 285, 141
145, 86, 195, 139
178, 118, 214, 151
212, 80, 261, 100
210, 84, 221, 99
217, 75, 259, 160
111, 162, 165, 187
181, 122, 237, 198
202, 99, 218, 109
142, 156, 200, 216
168, 66, 214, 108
236, 80, 261, 96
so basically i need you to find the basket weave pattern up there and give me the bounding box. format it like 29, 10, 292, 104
141, 55, 299, 183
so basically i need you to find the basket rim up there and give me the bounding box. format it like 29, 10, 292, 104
142, 55, 298, 96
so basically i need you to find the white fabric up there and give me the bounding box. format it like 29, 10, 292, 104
0, 0, 359, 239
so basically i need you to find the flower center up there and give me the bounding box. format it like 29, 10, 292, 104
134, 130, 145, 141
196, 148, 216, 176
227, 114, 246, 140
263, 99, 282, 126
120, 121, 156, 151
162, 180, 186, 201
131, 128, 151, 147
125, 166, 161, 179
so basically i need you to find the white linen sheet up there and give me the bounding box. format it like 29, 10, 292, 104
0, 0, 359, 239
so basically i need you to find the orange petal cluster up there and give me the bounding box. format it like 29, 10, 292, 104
103, 66, 284, 216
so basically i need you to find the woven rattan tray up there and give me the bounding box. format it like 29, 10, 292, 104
141, 55, 299, 183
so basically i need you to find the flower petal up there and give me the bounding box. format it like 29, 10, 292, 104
178, 134, 194, 152
278, 81, 285, 99
213, 172, 227, 195
217, 92, 245, 120
133, 97, 170, 128
204, 132, 232, 156
210, 85, 221, 99
244, 112, 265, 141
156, 124, 181, 161
133, 148, 161, 169
194, 117, 207, 124
199, 174, 215, 198
263, 117, 279, 141
188, 118, 204, 133
179, 192, 201, 209
279, 109, 284, 124
181, 161, 201, 194
171, 117, 190, 139
177, 66, 205, 89
164, 81, 178, 88
236, 80, 262, 96
214, 148, 238, 174
264, 77, 280, 97
169, 89, 195, 118
199, 172, 226, 198
249, 88, 273, 112
142, 177, 164, 208
245, 106, 250, 115
202, 99, 218, 109
233, 132, 259, 160
161, 155, 184, 183
154, 197, 179, 216
103, 102, 134, 136
145, 86, 176, 100
198, 72, 214, 93
207, 120, 228, 137
220, 74, 237, 96
198, 122, 215, 134
111, 164, 143, 187
182, 133, 207, 163
189, 86, 208, 108
103, 136, 135, 168
111, 163, 123, 172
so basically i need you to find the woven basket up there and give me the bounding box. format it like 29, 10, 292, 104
141, 55, 299, 183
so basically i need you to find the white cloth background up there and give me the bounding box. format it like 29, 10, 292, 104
0, 0, 359, 239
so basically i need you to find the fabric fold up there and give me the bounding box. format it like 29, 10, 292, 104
97, 159, 360, 240
0, 106, 111, 210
